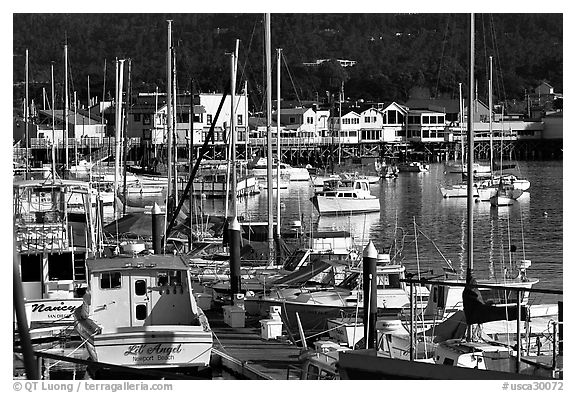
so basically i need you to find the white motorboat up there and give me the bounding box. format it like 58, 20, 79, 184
74, 254, 213, 369
245, 255, 429, 333
311, 178, 380, 215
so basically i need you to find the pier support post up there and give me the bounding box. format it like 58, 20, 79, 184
151, 203, 164, 254
228, 216, 242, 304
363, 241, 378, 349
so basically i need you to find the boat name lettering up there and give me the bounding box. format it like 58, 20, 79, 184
124, 344, 183, 356
30, 302, 77, 314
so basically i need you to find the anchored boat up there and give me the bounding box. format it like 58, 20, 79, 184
311, 178, 380, 215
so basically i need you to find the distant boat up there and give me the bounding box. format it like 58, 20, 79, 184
190, 172, 260, 198
311, 178, 380, 215
340, 171, 380, 184
439, 183, 479, 198
397, 162, 429, 173
444, 161, 491, 175
249, 157, 310, 181
489, 179, 518, 206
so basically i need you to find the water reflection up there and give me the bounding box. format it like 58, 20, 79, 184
316, 212, 380, 248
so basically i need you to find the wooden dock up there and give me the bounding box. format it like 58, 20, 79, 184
206, 309, 304, 380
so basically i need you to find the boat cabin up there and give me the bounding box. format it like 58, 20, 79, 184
299, 341, 342, 380
434, 339, 515, 371
14, 179, 95, 325
82, 255, 201, 331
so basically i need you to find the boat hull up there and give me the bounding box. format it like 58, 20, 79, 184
245, 297, 402, 333
440, 185, 479, 198
312, 196, 380, 215
24, 298, 83, 326
76, 322, 213, 368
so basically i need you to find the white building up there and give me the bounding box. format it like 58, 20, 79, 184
152, 92, 249, 146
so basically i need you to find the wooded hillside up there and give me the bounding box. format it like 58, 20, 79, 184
13, 13, 562, 111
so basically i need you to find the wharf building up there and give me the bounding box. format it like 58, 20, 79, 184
13, 87, 562, 169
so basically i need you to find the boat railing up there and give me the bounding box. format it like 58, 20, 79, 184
15, 221, 68, 253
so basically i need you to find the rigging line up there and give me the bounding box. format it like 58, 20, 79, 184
415, 225, 455, 272
236, 20, 258, 89
481, 14, 490, 100
281, 52, 302, 106
434, 15, 451, 99
489, 15, 508, 106
282, 22, 320, 98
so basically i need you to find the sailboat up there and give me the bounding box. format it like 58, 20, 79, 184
440, 83, 480, 199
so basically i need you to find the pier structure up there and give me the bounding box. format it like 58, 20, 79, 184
14, 134, 562, 175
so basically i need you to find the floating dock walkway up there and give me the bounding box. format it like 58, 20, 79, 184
206, 309, 303, 380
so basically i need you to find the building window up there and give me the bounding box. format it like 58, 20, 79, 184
143, 114, 151, 125
364, 116, 371, 123
182, 113, 189, 123
423, 116, 430, 124
134, 113, 141, 122
207, 114, 213, 125
101, 272, 121, 289
289, 116, 296, 124
237, 114, 243, 125
193, 113, 202, 123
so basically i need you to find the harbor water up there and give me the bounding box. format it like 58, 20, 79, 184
185, 160, 563, 302
117, 160, 562, 299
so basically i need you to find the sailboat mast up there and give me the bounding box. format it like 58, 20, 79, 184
25, 49, 29, 178
173, 50, 178, 207
276, 48, 282, 238
114, 59, 125, 220
265, 13, 274, 263
338, 82, 343, 165
489, 56, 493, 176
122, 59, 132, 216
51, 63, 56, 178
166, 20, 174, 215
74, 91, 78, 167
458, 82, 463, 167
64, 44, 69, 171
466, 13, 475, 274
230, 45, 238, 218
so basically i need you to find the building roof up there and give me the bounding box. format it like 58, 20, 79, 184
277, 107, 312, 115
405, 98, 460, 113
408, 109, 445, 115
38, 109, 102, 125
